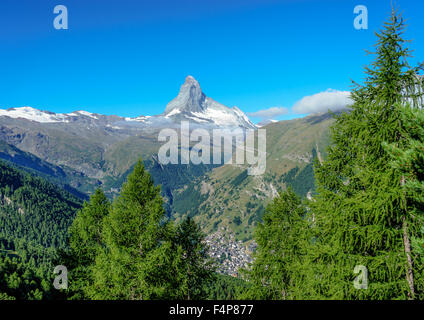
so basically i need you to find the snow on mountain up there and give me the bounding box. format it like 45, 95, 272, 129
164, 76, 205, 114
162, 76, 256, 129
0, 76, 256, 130
0, 107, 97, 122
0, 107, 70, 123
0, 107, 113, 124
69, 110, 99, 119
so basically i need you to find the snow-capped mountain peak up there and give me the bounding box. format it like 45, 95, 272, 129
162, 76, 256, 129
0, 107, 107, 123
164, 75, 206, 115
0, 107, 70, 123
0, 76, 256, 130
69, 110, 99, 119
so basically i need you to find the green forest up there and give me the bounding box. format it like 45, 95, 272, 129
1, 8, 424, 300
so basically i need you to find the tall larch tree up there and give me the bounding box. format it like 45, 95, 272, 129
309, 6, 424, 299
383, 101, 424, 296
89, 160, 179, 300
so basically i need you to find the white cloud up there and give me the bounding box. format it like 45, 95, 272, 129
292, 89, 353, 114
247, 106, 289, 119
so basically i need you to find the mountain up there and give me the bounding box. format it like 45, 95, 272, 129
0, 77, 334, 245
0, 140, 90, 200
0, 80, 337, 276
0, 107, 124, 125
161, 76, 256, 129
0, 113, 216, 201
0, 76, 255, 130
0, 76, 255, 200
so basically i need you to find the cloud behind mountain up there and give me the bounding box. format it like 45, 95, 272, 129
292, 89, 352, 114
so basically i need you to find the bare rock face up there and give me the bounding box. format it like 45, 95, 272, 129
164, 76, 206, 115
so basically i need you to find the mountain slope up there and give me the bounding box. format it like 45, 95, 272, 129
0, 160, 82, 266
0, 76, 254, 199
0, 140, 91, 199
172, 113, 334, 242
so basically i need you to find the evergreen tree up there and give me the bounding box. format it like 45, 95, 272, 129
65, 188, 110, 299
174, 217, 216, 300
203, 273, 251, 300
383, 104, 424, 296
242, 188, 309, 299
69, 189, 110, 265
89, 160, 178, 300
0, 254, 45, 300
309, 7, 424, 299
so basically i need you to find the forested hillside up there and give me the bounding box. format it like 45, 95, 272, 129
0, 160, 82, 299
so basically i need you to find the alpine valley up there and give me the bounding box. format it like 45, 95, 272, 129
0, 76, 334, 274
3, 2, 424, 302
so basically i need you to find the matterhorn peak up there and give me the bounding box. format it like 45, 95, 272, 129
164, 75, 206, 115
161, 76, 256, 129
184, 75, 198, 85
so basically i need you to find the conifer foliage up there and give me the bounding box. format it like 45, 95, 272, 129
65, 160, 215, 300
173, 217, 216, 300
65, 188, 110, 299
243, 188, 309, 299
309, 7, 424, 299
383, 104, 424, 296
88, 160, 176, 299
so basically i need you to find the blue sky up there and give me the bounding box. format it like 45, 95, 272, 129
0, 0, 423, 122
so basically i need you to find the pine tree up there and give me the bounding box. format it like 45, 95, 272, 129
89, 160, 178, 300
173, 217, 216, 300
242, 188, 309, 299
309, 6, 424, 299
